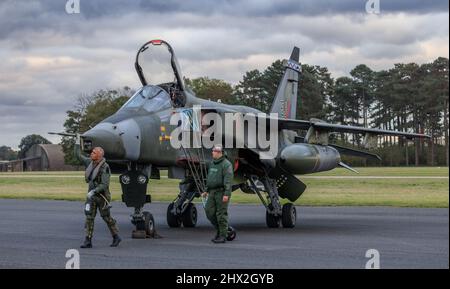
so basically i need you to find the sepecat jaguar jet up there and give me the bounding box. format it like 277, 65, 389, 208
53, 39, 429, 238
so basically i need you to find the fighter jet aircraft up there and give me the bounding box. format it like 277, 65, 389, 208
57, 40, 429, 238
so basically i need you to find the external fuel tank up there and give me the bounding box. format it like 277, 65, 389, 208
279, 143, 341, 175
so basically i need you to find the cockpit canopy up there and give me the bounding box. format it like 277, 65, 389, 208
135, 40, 185, 91
134, 40, 187, 108
120, 85, 171, 112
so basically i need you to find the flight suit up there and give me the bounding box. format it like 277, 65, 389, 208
204, 155, 233, 239
75, 145, 119, 239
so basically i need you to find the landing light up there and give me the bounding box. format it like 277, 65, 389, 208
137, 175, 147, 184
121, 175, 130, 185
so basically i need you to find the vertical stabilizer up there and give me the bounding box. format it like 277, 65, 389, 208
269, 47, 301, 119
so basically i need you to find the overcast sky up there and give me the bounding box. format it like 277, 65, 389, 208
0, 0, 448, 149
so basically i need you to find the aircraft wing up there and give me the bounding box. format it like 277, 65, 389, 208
192, 106, 430, 142
277, 118, 430, 139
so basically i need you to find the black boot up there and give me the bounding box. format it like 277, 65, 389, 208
110, 234, 121, 247
80, 237, 92, 248
212, 236, 226, 243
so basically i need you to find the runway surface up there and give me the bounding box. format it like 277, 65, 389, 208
0, 199, 447, 269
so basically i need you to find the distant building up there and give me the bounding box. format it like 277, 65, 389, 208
0, 144, 78, 172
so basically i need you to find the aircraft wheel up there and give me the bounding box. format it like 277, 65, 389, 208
132, 230, 146, 239
143, 211, 155, 237
132, 218, 147, 239
266, 210, 280, 228
181, 203, 197, 228
281, 203, 296, 228
167, 203, 182, 227
135, 218, 146, 230
226, 226, 236, 241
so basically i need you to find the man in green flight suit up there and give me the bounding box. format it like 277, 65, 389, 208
74, 135, 121, 248
202, 144, 234, 243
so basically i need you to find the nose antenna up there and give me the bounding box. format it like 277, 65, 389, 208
48, 132, 77, 137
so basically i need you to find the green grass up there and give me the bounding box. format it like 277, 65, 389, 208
307, 166, 449, 177
0, 167, 448, 208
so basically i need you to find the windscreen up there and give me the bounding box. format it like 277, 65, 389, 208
120, 85, 171, 112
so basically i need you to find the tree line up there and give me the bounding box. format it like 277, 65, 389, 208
185, 57, 449, 167
1, 58, 447, 167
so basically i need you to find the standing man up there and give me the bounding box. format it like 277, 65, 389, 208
74, 135, 121, 248
202, 144, 234, 243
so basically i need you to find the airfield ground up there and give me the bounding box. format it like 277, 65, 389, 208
0, 200, 447, 268
0, 167, 447, 269
0, 167, 448, 207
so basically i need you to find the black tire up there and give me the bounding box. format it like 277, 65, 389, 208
136, 220, 146, 231
181, 203, 197, 228
226, 226, 236, 241
281, 203, 296, 228
266, 210, 280, 228
167, 203, 182, 227
143, 211, 155, 236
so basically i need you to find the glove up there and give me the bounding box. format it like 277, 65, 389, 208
87, 190, 96, 199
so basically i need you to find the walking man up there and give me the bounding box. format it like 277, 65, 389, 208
75, 135, 121, 248
202, 144, 234, 243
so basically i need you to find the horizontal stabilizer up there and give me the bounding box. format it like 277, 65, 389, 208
329, 144, 381, 161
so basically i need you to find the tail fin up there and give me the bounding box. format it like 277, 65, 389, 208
269, 47, 301, 119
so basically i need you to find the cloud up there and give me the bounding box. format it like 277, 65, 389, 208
46, 0, 450, 17
0, 0, 448, 148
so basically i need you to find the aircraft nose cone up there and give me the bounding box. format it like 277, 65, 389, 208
81, 124, 126, 159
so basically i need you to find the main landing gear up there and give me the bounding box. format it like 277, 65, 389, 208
247, 174, 297, 228
167, 198, 198, 228
166, 181, 238, 241
167, 178, 199, 228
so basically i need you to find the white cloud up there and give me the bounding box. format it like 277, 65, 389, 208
0, 2, 448, 148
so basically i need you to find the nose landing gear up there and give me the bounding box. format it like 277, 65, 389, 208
120, 168, 160, 239
131, 209, 158, 239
